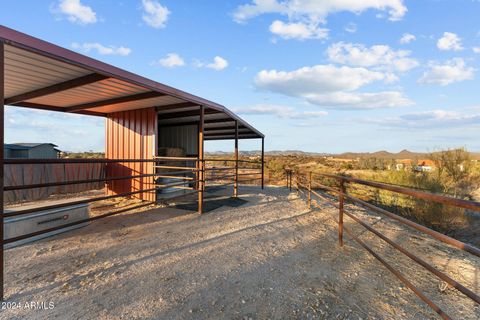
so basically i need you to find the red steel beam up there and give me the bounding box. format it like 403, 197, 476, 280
66, 91, 166, 112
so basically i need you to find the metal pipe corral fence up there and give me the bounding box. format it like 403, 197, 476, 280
291, 169, 480, 319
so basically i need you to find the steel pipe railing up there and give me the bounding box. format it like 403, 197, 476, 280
291, 170, 480, 319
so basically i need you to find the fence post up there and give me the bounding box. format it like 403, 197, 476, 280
233, 120, 238, 198
339, 179, 346, 247
289, 171, 292, 191
295, 172, 299, 194
198, 106, 204, 214
308, 171, 312, 208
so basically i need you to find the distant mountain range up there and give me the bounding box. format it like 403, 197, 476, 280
207, 149, 480, 160
335, 149, 425, 160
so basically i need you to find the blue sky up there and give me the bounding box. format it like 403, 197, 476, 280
2, 0, 480, 153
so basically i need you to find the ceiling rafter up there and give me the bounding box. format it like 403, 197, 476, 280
65, 91, 166, 112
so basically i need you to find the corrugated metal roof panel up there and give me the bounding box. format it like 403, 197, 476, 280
4, 44, 91, 98
27, 78, 149, 107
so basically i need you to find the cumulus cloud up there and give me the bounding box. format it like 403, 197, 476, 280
194, 56, 229, 71
269, 20, 328, 40
233, 0, 407, 23
399, 33, 415, 44
153, 53, 185, 68
254, 64, 413, 109
233, 104, 328, 119
365, 109, 480, 128
71, 42, 131, 56
234, 0, 406, 41
305, 91, 413, 109
418, 58, 474, 86
437, 32, 463, 51
327, 42, 418, 72
57, 0, 97, 24
141, 0, 170, 28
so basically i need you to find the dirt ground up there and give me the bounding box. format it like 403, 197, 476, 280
1, 185, 479, 319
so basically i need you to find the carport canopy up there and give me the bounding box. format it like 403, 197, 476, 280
0, 25, 264, 141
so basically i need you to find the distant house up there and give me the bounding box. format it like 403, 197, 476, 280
4, 143, 61, 159
414, 160, 435, 172
395, 159, 436, 172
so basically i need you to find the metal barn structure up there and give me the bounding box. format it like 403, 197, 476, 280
4, 143, 60, 159
0, 25, 264, 300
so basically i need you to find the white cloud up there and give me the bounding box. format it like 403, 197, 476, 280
366, 109, 480, 128
399, 33, 415, 44
269, 20, 328, 40
57, 0, 97, 24
153, 53, 185, 68
345, 23, 357, 33
327, 42, 418, 72
233, 104, 328, 119
233, 0, 407, 23
141, 0, 170, 28
473, 47, 480, 54
255, 65, 384, 94
195, 56, 229, 71
234, 1, 406, 41
71, 42, 132, 56
305, 91, 413, 109
437, 32, 463, 51
254, 64, 413, 109
418, 58, 474, 86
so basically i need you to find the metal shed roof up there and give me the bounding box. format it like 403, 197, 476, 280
0, 25, 263, 140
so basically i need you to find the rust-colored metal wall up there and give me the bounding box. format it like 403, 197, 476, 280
105, 107, 156, 201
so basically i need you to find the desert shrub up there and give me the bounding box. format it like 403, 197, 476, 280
350, 148, 479, 233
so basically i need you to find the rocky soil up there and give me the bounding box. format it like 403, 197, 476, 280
1, 186, 479, 319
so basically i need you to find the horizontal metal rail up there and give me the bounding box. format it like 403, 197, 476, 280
5, 173, 161, 191
156, 170, 197, 176
154, 165, 198, 171
342, 225, 451, 320
345, 194, 480, 258
4, 158, 161, 164
343, 208, 480, 304
317, 172, 480, 212
159, 185, 194, 190
204, 158, 262, 164
4, 187, 158, 218
293, 170, 480, 318
156, 175, 194, 181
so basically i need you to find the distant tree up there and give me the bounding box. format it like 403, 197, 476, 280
429, 148, 478, 197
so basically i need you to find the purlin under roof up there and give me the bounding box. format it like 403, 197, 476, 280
0, 25, 263, 140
